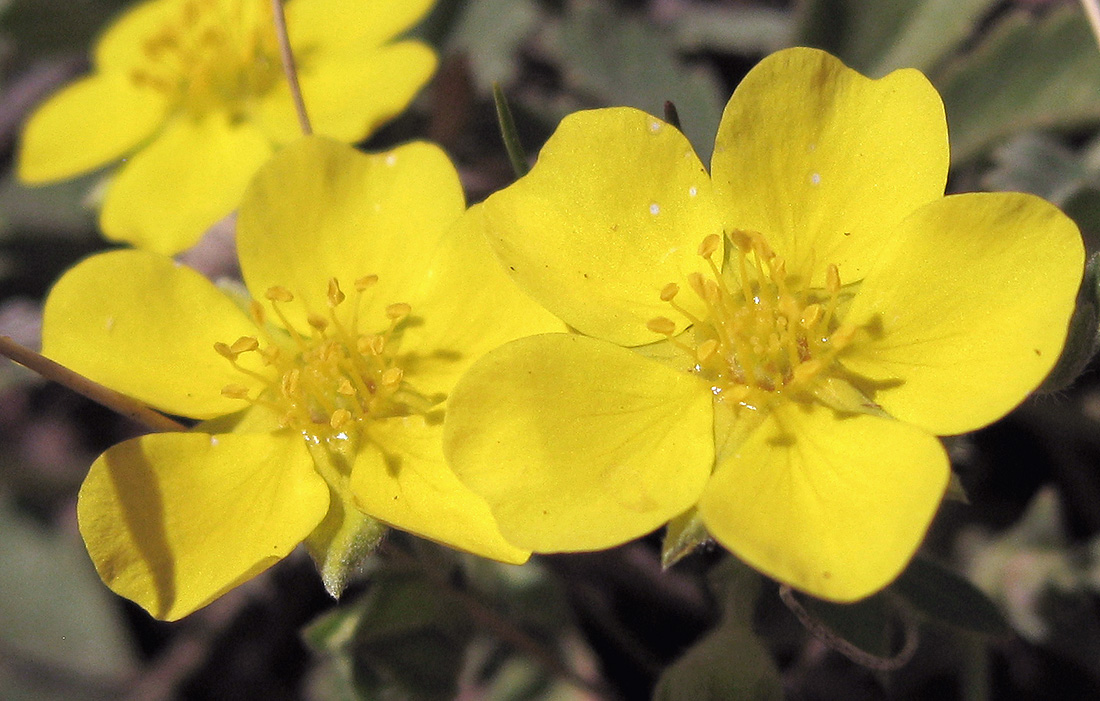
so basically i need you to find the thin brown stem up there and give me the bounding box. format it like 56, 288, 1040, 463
779, 585, 919, 672
0, 336, 186, 433
271, 0, 312, 136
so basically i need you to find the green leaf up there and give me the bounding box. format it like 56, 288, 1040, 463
305, 566, 475, 701
446, 0, 541, 91
934, 7, 1100, 164
795, 0, 997, 76
891, 557, 1011, 637
800, 591, 893, 658
653, 623, 782, 701
0, 498, 135, 700
673, 6, 792, 56
982, 132, 1087, 204
536, 0, 725, 162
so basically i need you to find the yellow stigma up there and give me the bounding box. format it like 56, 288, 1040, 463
215, 276, 432, 438
129, 0, 282, 118
651, 230, 857, 407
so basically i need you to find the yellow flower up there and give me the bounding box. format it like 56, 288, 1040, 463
442, 48, 1085, 602
18, 0, 437, 255
41, 136, 562, 620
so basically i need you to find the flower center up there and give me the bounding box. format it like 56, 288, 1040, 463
129, 0, 284, 118
216, 276, 431, 438
649, 231, 856, 409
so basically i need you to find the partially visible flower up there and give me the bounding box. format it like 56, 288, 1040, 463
19, 0, 437, 254
42, 136, 562, 620
443, 48, 1085, 602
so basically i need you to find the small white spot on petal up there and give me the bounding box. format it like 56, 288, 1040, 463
808, 143, 817, 152
104, 316, 115, 331
210, 436, 219, 446
688, 186, 698, 197
649, 120, 662, 133
810, 172, 821, 186
384, 154, 397, 166
649, 203, 661, 216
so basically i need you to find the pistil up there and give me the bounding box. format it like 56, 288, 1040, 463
650, 230, 857, 407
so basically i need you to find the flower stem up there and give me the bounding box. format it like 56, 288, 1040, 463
0, 336, 187, 433
271, 0, 312, 136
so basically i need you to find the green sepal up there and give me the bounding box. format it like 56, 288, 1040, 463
304, 439, 388, 599
662, 507, 711, 569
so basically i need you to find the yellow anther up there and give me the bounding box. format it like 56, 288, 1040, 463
386, 302, 412, 320
266, 286, 294, 302
647, 317, 677, 336
359, 335, 386, 356
729, 229, 753, 252
337, 379, 355, 396
330, 409, 352, 430
826, 264, 841, 295
697, 338, 719, 362
829, 323, 858, 349
660, 283, 680, 302
355, 275, 379, 291
381, 367, 404, 386
687, 272, 707, 299
307, 313, 329, 331
249, 300, 266, 325
221, 384, 250, 399
230, 336, 259, 354
214, 342, 237, 360
328, 278, 346, 307
698, 234, 721, 259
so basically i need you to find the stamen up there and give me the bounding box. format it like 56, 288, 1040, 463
647, 317, 677, 335
386, 302, 412, 320
266, 286, 294, 302
328, 278, 346, 307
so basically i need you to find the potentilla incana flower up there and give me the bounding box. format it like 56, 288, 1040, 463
442, 48, 1085, 602
41, 136, 562, 620
18, 0, 437, 255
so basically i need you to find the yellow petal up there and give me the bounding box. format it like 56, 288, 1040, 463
699, 401, 948, 602
399, 205, 566, 398
443, 333, 714, 552
481, 107, 719, 347
237, 137, 464, 331
841, 192, 1084, 436
100, 114, 274, 255
286, 0, 436, 51
257, 41, 436, 145
712, 47, 948, 286
41, 249, 267, 419
18, 73, 167, 183
78, 431, 329, 621
94, 0, 184, 71
351, 415, 529, 564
